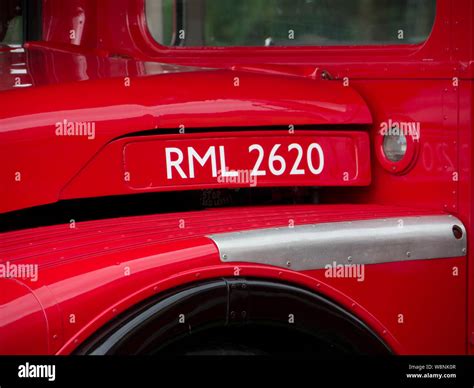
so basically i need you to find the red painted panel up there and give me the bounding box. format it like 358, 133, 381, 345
313, 257, 466, 355
0, 46, 371, 213
0, 204, 465, 355
125, 132, 370, 189
60, 131, 370, 200
0, 279, 49, 354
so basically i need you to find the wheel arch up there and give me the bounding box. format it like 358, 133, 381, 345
72, 275, 394, 355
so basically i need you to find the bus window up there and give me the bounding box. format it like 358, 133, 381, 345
0, 0, 23, 45
146, 0, 437, 47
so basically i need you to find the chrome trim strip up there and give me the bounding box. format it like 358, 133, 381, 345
208, 215, 467, 270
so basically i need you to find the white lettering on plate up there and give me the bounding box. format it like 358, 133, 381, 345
164, 143, 325, 180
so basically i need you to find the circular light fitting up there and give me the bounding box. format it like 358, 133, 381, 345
382, 132, 407, 162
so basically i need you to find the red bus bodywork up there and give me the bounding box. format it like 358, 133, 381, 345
0, 0, 473, 355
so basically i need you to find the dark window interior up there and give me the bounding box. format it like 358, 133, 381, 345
146, 0, 437, 47
0, 0, 23, 44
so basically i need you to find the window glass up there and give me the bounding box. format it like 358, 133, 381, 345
146, 0, 436, 47
0, 0, 23, 45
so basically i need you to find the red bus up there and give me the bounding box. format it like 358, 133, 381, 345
0, 0, 473, 356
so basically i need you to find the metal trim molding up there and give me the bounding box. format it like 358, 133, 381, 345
208, 215, 467, 270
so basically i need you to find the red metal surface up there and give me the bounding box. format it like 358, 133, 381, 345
0, 0, 472, 355
37, 0, 473, 79
0, 280, 50, 354
0, 46, 371, 213
59, 130, 371, 200
0, 204, 465, 355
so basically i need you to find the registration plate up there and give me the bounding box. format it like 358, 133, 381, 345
123, 131, 370, 190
